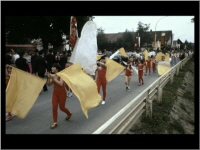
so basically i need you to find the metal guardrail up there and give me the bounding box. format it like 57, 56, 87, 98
93, 55, 192, 134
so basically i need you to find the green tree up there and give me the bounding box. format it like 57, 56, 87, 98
6, 16, 91, 52
136, 21, 151, 48
115, 29, 134, 51
97, 28, 108, 50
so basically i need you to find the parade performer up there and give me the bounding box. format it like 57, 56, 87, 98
137, 59, 144, 86
151, 56, 156, 72
95, 59, 107, 105
146, 56, 151, 75
124, 62, 133, 91
47, 63, 72, 129
129, 56, 134, 66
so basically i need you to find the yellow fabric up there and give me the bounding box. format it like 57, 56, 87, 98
119, 47, 128, 57
158, 65, 170, 76
57, 63, 101, 119
165, 54, 170, 61
97, 55, 104, 60
144, 49, 149, 61
156, 52, 170, 62
105, 57, 126, 82
6, 67, 46, 119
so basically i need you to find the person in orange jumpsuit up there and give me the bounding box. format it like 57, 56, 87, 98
151, 56, 156, 72
129, 56, 134, 66
47, 63, 72, 129
137, 59, 144, 86
95, 59, 107, 105
146, 56, 151, 75
124, 62, 133, 91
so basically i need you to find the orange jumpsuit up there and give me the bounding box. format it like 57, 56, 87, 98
152, 59, 156, 72
96, 67, 107, 101
146, 59, 151, 74
52, 77, 71, 123
125, 68, 132, 77
138, 64, 144, 84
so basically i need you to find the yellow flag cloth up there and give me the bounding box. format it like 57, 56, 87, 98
6, 67, 46, 119
157, 61, 171, 76
144, 49, 149, 61
97, 55, 104, 60
119, 47, 128, 57
156, 52, 170, 62
105, 57, 126, 82
57, 63, 101, 119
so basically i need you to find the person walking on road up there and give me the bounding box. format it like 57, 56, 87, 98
137, 59, 145, 86
47, 63, 72, 129
95, 59, 107, 105
151, 56, 156, 72
124, 62, 133, 91
145, 56, 151, 75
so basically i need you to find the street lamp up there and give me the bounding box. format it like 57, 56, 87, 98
154, 16, 168, 50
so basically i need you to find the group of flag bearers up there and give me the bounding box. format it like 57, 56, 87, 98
5, 18, 176, 130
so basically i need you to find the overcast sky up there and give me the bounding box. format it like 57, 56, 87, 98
93, 16, 195, 43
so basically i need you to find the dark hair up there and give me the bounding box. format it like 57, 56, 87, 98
39, 50, 44, 55
18, 50, 25, 57
52, 63, 61, 71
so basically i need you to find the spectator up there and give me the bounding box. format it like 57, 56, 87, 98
35, 50, 49, 92
15, 51, 30, 72
6, 49, 14, 65
60, 51, 68, 70
12, 49, 20, 64
45, 49, 55, 72
31, 49, 39, 74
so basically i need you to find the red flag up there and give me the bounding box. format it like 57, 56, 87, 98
69, 16, 78, 48
134, 37, 138, 49
161, 33, 165, 46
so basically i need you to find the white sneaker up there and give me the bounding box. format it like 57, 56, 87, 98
68, 92, 73, 97
101, 101, 105, 105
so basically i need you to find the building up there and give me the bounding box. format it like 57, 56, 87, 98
105, 30, 173, 50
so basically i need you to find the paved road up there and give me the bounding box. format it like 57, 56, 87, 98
5, 61, 178, 134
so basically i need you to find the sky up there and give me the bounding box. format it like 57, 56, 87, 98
93, 16, 195, 43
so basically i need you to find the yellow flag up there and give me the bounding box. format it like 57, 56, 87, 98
6, 67, 46, 119
156, 52, 170, 62
105, 57, 126, 82
119, 47, 128, 57
144, 49, 149, 61
96, 55, 104, 60
57, 62, 101, 119
157, 61, 171, 76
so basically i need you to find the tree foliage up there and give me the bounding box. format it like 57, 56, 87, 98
97, 28, 108, 50
136, 21, 151, 48
6, 16, 91, 52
